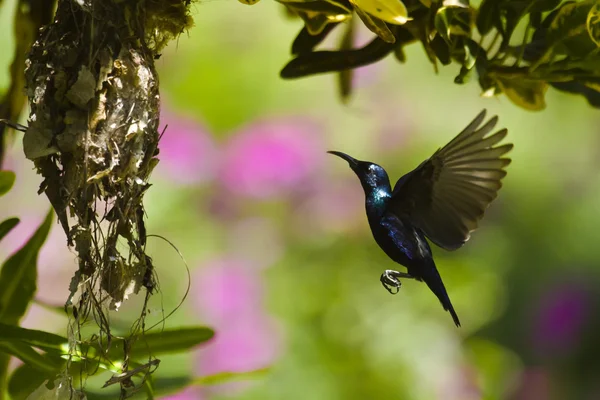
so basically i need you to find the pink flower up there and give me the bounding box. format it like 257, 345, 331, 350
193, 258, 283, 396
158, 109, 218, 186
195, 259, 264, 324
218, 118, 323, 199
199, 315, 280, 376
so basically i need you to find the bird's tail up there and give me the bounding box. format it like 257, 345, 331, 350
422, 263, 461, 327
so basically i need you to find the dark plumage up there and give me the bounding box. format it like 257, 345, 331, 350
328, 109, 513, 327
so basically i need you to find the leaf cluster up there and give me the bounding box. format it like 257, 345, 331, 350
241, 0, 600, 110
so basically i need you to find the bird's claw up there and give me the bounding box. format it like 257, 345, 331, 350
380, 270, 402, 295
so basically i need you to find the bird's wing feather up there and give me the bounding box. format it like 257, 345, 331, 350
388, 109, 513, 251
380, 213, 431, 262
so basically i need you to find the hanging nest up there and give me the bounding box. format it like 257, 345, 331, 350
22, 0, 193, 395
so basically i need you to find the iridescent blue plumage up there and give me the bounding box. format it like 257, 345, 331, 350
328, 110, 513, 327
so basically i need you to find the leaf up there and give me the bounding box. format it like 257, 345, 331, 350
476, 0, 498, 36
0, 218, 19, 242
279, 0, 352, 15
291, 23, 340, 55
0, 170, 15, 196
191, 368, 270, 386
281, 35, 396, 78
434, 5, 472, 44
0, 322, 213, 361
544, 0, 597, 59
551, 79, 600, 108
0, 342, 63, 373
530, 0, 562, 13
430, 34, 451, 65
8, 363, 54, 400
0, 322, 67, 352
586, 2, 600, 47
496, 76, 548, 110
350, 0, 410, 25
0, 209, 53, 325
106, 326, 215, 361
354, 6, 396, 43
278, 0, 352, 35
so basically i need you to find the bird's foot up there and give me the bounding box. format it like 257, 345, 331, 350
380, 269, 412, 294
381, 270, 401, 294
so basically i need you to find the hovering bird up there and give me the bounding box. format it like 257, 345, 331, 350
328, 110, 512, 327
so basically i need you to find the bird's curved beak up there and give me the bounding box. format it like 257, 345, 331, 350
327, 151, 359, 168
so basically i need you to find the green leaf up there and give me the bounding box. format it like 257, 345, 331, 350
0, 218, 19, 242
0, 322, 67, 352
0, 171, 15, 197
0, 342, 63, 373
106, 326, 214, 360
476, 0, 498, 36
0, 209, 53, 325
430, 35, 451, 65
351, 0, 410, 25
530, 0, 562, 13
281, 36, 396, 79
545, 0, 598, 59
291, 24, 339, 55
277, 0, 351, 35
496, 76, 548, 110
0, 322, 213, 361
8, 363, 54, 400
354, 7, 396, 43
587, 2, 600, 46
191, 368, 270, 386
434, 5, 472, 44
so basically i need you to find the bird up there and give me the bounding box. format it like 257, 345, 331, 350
327, 109, 513, 327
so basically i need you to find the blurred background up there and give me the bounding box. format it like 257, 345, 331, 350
2, 1, 600, 399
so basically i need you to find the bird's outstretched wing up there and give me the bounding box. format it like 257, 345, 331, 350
388, 109, 513, 251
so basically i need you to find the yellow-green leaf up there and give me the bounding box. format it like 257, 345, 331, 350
350, 0, 410, 25
278, 0, 351, 35
0, 322, 67, 352
497, 77, 548, 111
354, 7, 396, 43
0, 170, 15, 196
586, 2, 600, 46
0, 342, 63, 373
